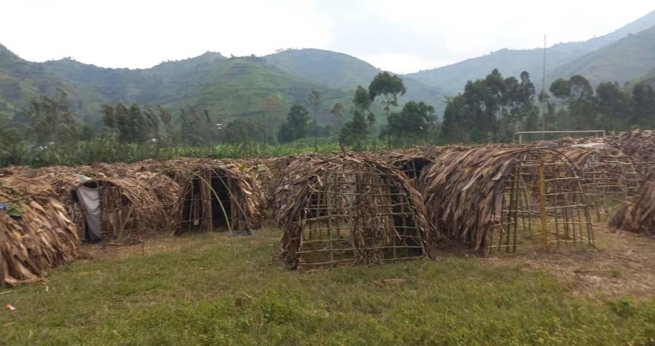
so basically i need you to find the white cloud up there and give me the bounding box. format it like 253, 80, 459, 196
0, 0, 653, 73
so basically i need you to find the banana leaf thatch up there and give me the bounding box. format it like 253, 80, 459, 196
609, 181, 655, 235
18, 166, 106, 233
0, 176, 80, 286
275, 154, 437, 269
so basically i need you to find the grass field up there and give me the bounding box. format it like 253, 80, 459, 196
2, 227, 655, 345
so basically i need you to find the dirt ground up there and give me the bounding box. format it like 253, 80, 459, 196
484, 223, 655, 299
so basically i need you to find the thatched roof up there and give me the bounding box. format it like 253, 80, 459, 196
275, 154, 436, 268
418, 147, 584, 251
609, 181, 655, 235
0, 176, 79, 286
171, 163, 264, 235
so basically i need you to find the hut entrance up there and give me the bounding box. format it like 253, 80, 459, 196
488, 150, 594, 254
397, 157, 432, 180
181, 171, 233, 232
173, 166, 264, 236
74, 181, 132, 242
210, 174, 232, 229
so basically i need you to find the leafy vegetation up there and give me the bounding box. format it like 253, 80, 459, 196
442, 69, 539, 143
441, 68, 655, 144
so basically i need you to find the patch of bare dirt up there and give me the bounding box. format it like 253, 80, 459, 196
484, 224, 655, 299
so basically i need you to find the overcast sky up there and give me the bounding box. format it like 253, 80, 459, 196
1, 0, 653, 73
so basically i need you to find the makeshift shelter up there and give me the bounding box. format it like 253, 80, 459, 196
0, 176, 79, 286
171, 164, 264, 235
419, 147, 594, 253
609, 181, 655, 235
275, 155, 436, 269
72, 177, 168, 242
561, 147, 640, 217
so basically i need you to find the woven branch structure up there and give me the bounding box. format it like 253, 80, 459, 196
561, 147, 640, 217
275, 155, 437, 269
171, 164, 264, 235
0, 176, 79, 286
419, 147, 594, 253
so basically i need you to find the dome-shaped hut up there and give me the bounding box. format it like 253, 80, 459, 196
419, 147, 594, 253
275, 155, 436, 269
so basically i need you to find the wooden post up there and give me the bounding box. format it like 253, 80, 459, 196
326, 180, 334, 264
538, 157, 548, 251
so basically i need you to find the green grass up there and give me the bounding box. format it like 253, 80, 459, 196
2, 229, 655, 345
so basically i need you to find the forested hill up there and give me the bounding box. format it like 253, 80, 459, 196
2, 9, 655, 128
265, 49, 447, 114
0, 44, 109, 123
1, 48, 359, 128
1, 44, 446, 127
406, 10, 655, 94
549, 25, 655, 85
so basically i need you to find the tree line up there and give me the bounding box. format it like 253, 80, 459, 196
442, 69, 655, 143
3, 67, 655, 167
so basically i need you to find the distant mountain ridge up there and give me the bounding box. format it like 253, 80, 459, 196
1, 9, 655, 126
264, 49, 447, 115
549, 25, 655, 85
406, 10, 655, 94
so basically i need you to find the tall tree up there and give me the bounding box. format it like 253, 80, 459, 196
263, 95, 279, 143
24, 89, 78, 146
631, 82, 655, 127
595, 82, 629, 132
386, 101, 436, 145
307, 89, 321, 152
224, 119, 266, 144
340, 86, 374, 150
368, 72, 406, 148
157, 106, 177, 146
330, 102, 345, 132
180, 106, 216, 146
278, 104, 310, 143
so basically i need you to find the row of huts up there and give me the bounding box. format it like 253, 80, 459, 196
0, 141, 651, 284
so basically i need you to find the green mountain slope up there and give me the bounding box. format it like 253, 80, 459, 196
550, 26, 655, 85
41, 54, 351, 127
641, 67, 655, 87
155, 56, 350, 124
0, 44, 109, 123
265, 48, 446, 115
265, 49, 380, 90
407, 10, 655, 94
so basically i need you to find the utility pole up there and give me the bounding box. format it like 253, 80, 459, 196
541, 34, 547, 140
